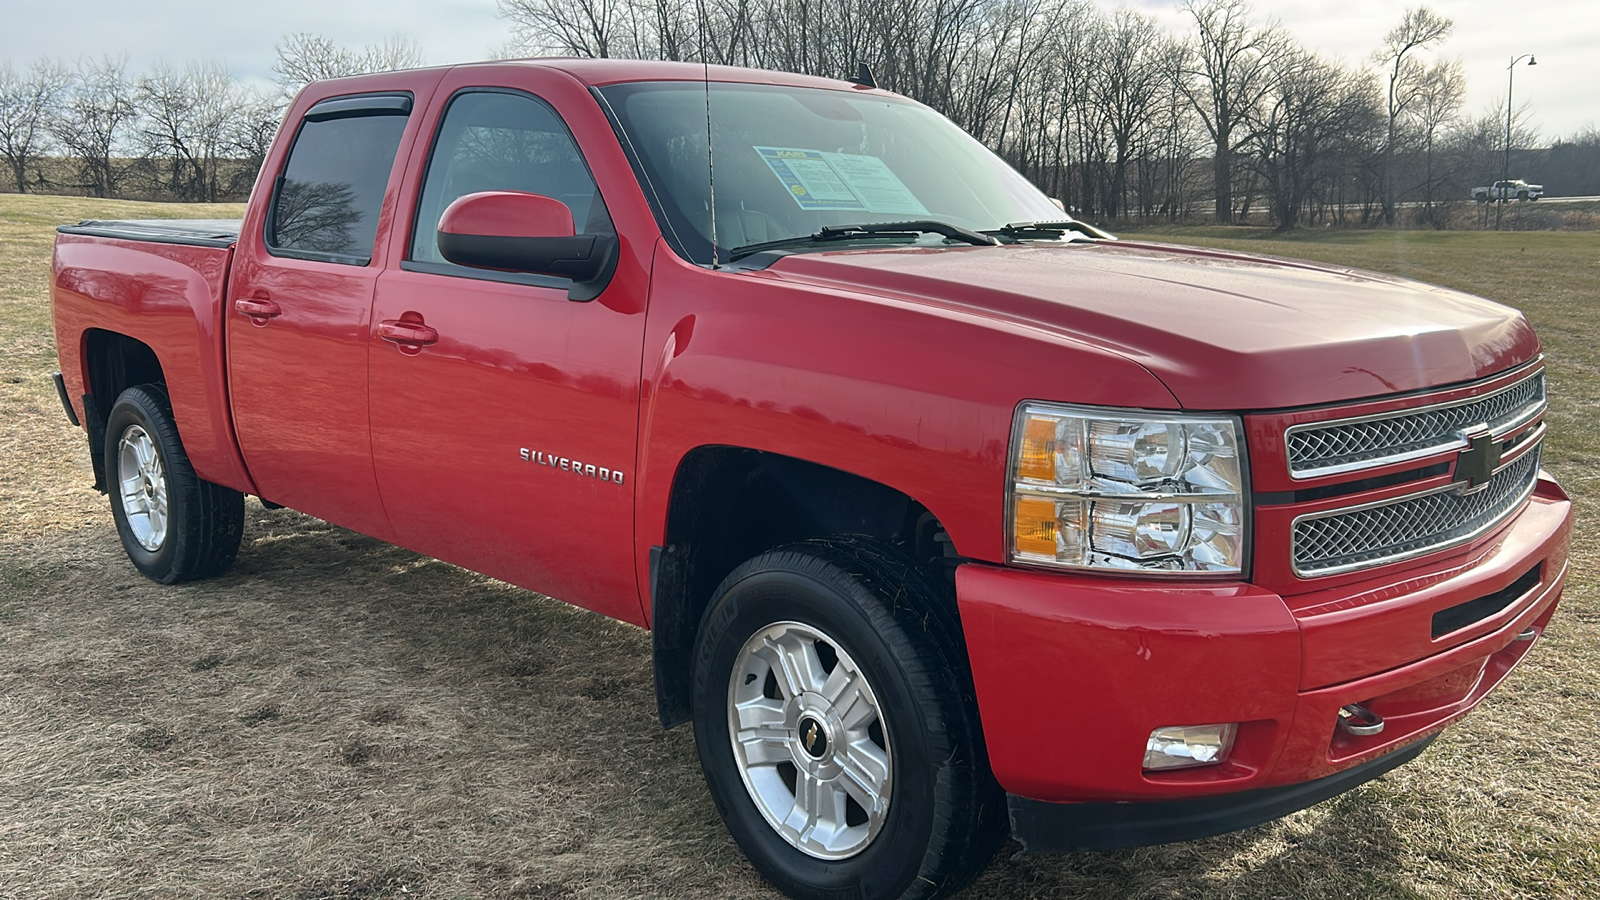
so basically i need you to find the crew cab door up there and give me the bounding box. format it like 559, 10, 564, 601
227, 76, 441, 539
367, 71, 651, 623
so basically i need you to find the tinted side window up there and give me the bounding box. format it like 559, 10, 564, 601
411, 90, 611, 267
267, 106, 409, 264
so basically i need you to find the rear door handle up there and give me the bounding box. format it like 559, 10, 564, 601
234, 296, 281, 325
377, 318, 439, 354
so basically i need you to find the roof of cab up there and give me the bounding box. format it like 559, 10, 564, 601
287, 58, 895, 112
454, 57, 882, 93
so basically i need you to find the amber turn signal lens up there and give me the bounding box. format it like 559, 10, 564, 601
1013, 496, 1058, 557
1016, 416, 1058, 482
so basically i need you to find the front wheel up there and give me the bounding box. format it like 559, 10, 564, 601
105, 384, 244, 583
691, 538, 1002, 900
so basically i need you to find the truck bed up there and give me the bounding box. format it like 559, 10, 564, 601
56, 219, 242, 248
52, 221, 252, 494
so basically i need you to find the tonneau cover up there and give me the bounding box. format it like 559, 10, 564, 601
57, 219, 242, 248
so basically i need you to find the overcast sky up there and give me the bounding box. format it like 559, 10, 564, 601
2, 0, 1593, 140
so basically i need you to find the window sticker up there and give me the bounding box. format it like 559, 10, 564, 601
754, 146, 929, 215
824, 153, 929, 215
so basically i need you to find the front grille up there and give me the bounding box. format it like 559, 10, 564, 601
1292, 444, 1541, 577
1287, 370, 1544, 478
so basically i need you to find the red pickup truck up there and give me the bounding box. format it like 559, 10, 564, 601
49, 60, 1571, 900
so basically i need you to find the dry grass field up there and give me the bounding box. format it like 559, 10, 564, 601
1, 195, 1596, 899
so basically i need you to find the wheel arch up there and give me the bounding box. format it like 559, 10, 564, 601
650, 445, 967, 729
80, 329, 167, 492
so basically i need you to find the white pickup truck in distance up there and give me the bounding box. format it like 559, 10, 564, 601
1474, 180, 1544, 201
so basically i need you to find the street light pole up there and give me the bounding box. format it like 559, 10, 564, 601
1497, 53, 1536, 230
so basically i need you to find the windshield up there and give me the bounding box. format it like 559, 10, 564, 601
598, 81, 1065, 264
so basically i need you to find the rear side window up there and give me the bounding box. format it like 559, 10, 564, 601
266, 95, 411, 265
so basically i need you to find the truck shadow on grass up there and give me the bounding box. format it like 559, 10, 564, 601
0, 506, 1461, 899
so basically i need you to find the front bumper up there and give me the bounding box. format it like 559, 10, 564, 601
956, 474, 1570, 844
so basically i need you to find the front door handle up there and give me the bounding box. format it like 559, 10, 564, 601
377, 317, 439, 355
234, 296, 281, 326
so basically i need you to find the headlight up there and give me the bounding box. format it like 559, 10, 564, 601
1008, 403, 1249, 574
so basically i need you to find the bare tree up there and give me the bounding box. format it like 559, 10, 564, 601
135, 61, 260, 202
0, 61, 68, 193
51, 57, 137, 198
1176, 0, 1283, 223
1410, 58, 1464, 222
0, 59, 71, 193
137, 62, 268, 201
499, 0, 628, 57
1373, 6, 1452, 224
1250, 48, 1381, 229
134, 63, 197, 199
496, 0, 1027, 120
1086, 9, 1178, 218
1146, 48, 1208, 221
272, 33, 425, 98
983, 0, 1095, 205
224, 89, 287, 199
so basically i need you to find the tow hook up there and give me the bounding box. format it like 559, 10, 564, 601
1338, 703, 1385, 737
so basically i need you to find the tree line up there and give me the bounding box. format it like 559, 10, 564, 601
3, 5, 1596, 226
500, 0, 1596, 227
0, 35, 420, 203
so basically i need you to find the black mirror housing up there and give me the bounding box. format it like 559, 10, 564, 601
437, 232, 617, 284
435, 191, 620, 301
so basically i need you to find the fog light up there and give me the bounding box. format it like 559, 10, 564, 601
1143, 723, 1238, 770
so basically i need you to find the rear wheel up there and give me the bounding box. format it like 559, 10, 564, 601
106, 384, 244, 583
691, 537, 1003, 900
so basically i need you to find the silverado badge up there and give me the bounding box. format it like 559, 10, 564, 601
520, 448, 626, 485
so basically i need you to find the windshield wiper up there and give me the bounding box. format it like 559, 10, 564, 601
985, 220, 1117, 241
727, 219, 999, 262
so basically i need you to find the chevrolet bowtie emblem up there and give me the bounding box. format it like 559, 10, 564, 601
1455, 425, 1502, 494
803, 722, 818, 752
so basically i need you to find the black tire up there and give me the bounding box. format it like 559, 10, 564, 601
105, 384, 244, 583
691, 536, 1004, 900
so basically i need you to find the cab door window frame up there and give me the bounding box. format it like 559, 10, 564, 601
401, 87, 619, 299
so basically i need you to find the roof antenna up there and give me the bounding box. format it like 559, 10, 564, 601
850, 63, 876, 89
698, 9, 720, 268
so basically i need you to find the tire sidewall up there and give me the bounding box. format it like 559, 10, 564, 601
105, 388, 184, 581
692, 563, 945, 900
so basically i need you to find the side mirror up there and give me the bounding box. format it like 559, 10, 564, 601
436, 190, 616, 287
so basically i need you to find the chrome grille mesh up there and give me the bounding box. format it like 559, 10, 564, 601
1292, 445, 1541, 577
1287, 371, 1545, 477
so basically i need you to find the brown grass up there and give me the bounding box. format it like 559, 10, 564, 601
2, 196, 1596, 899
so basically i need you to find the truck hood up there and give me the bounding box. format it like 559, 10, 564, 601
760, 240, 1539, 410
